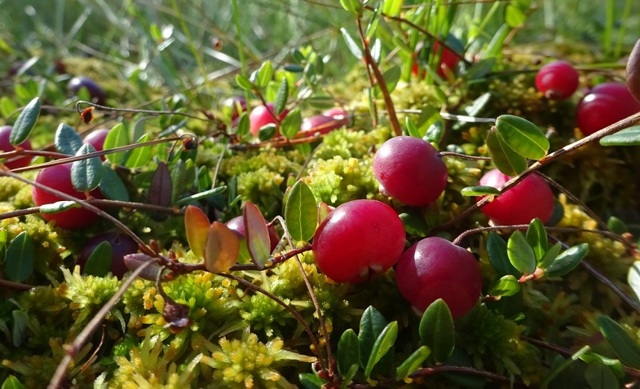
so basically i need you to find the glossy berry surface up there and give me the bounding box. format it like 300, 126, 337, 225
249, 103, 288, 136
478, 169, 554, 225
395, 237, 482, 318
298, 114, 346, 137
32, 163, 100, 229
0, 125, 32, 169
83, 128, 110, 160
535, 60, 579, 100
68, 76, 106, 105
312, 199, 406, 283
576, 82, 640, 135
77, 232, 139, 278
226, 215, 280, 251
373, 136, 448, 206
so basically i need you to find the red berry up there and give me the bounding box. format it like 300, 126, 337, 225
373, 136, 448, 206
297, 114, 347, 137
535, 60, 579, 100
0, 125, 32, 169
312, 199, 406, 283
249, 103, 289, 137
32, 163, 100, 229
433, 42, 460, 79
395, 237, 482, 318
68, 76, 106, 105
77, 232, 139, 278
576, 82, 640, 135
322, 107, 350, 122
226, 215, 280, 251
477, 169, 554, 225
83, 128, 110, 161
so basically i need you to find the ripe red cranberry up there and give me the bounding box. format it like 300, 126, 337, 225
0, 125, 32, 169
312, 199, 406, 283
373, 136, 448, 206
83, 128, 110, 161
535, 60, 579, 100
77, 232, 139, 278
249, 103, 289, 136
68, 76, 106, 105
477, 169, 554, 225
298, 114, 346, 137
412, 42, 460, 79
226, 215, 280, 251
224, 96, 247, 121
395, 237, 482, 318
576, 82, 640, 135
32, 163, 101, 229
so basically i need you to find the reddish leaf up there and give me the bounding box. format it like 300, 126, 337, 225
204, 222, 240, 273
184, 205, 210, 258
243, 202, 270, 268
149, 162, 172, 207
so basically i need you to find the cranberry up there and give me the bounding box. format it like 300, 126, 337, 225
395, 237, 482, 318
477, 169, 554, 225
297, 115, 345, 137
576, 82, 640, 135
0, 125, 32, 169
535, 60, 579, 100
249, 103, 289, 137
83, 128, 110, 161
68, 76, 106, 105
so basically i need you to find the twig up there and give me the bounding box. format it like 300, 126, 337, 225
410, 364, 527, 387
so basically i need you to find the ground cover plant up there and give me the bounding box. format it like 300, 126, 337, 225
3, 0, 640, 388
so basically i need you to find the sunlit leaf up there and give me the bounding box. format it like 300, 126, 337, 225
104, 123, 129, 165
598, 315, 640, 369
600, 126, 640, 146
274, 78, 289, 115
460, 185, 500, 197
125, 133, 152, 168
55, 123, 83, 156
364, 321, 398, 379
285, 180, 318, 241
495, 115, 549, 160
507, 230, 536, 275
395, 346, 430, 380
184, 205, 210, 258
243, 202, 271, 268
525, 218, 547, 261
419, 299, 455, 363
340, 27, 363, 60
0, 96, 17, 119
382, 0, 403, 17
235, 74, 254, 91
252, 60, 273, 88
204, 222, 240, 273
628, 262, 640, 302
10, 97, 40, 145
544, 243, 588, 277
280, 108, 302, 139
71, 144, 103, 191
1, 375, 25, 389
485, 127, 527, 176
538, 241, 562, 269
4, 232, 35, 282
488, 275, 521, 297
39, 201, 80, 213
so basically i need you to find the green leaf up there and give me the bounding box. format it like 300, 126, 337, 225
462, 92, 492, 117
235, 113, 250, 137
375, 65, 401, 96
544, 243, 588, 277
395, 346, 430, 380
71, 144, 103, 191
285, 180, 318, 241
11, 310, 28, 348
488, 275, 521, 297
252, 60, 274, 88
83, 241, 112, 277
280, 108, 302, 139
627, 261, 640, 302
606, 216, 628, 235
55, 123, 83, 155
419, 299, 455, 363
487, 232, 519, 277
2, 375, 25, 389
0, 96, 17, 119
243, 202, 271, 268
10, 97, 40, 145
485, 127, 527, 176
579, 351, 624, 379
505, 3, 528, 27
364, 321, 398, 379
405, 117, 419, 138
175, 187, 226, 205
507, 230, 537, 275
4, 232, 35, 282
526, 218, 547, 261
274, 78, 289, 115
495, 115, 549, 160
599, 126, 640, 146
257, 124, 277, 141
172, 158, 196, 203
340, 28, 363, 60
103, 123, 129, 165
125, 133, 152, 168
597, 315, 640, 369
382, 0, 403, 17
539, 241, 562, 269
584, 361, 619, 389
298, 373, 326, 389
99, 164, 129, 201
337, 329, 360, 376
358, 306, 388, 369
339, 0, 363, 16
460, 185, 500, 197
235, 74, 255, 91
39, 201, 80, 213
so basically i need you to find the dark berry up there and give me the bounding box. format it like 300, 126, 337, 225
0, 125, 32, 169
68, 76, 106, 105
77, 232, 139, 278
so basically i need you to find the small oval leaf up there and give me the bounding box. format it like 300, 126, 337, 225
83, 241, 112, 277
419, 299, 455, 363
539, 241, 562, 269
274, 78, 289, 115
544, 243, 588, 277
243, 202, 271, 268
184, 205, 210, 259
149, 162, 172, 207
488, 275, 521, 297
337, 329, 360, 376
280, 108, 302, 139
103, 123, 129, 165
525, 218, 547, 261
359, 306, 388, 369
487, 232, 520, 277
204, 222, 240, 273
485, 127, 527, 176
364, 321, 398, 379
395, 345, 431, 380
460, 185, 501, 197
71, 144, 103, 191
495, 114, 549, 160
39, 201, 81, 214
99, 164, 129, 201
10, 97, 40, 145
4, 232, 35, 282
597, 315, 640, 369
55, 123, 84, 156
125, 133, 152, 168
507, 230, 537, 275
600, 126, 640, 146
285, 180, 318, 241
